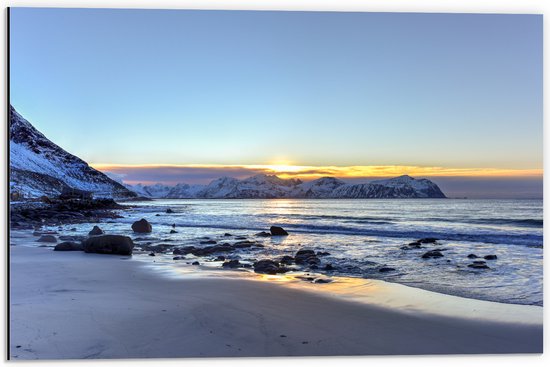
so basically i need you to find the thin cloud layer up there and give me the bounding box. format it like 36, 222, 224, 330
91, 163, 542, 198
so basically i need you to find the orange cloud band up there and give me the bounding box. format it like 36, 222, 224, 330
91, 163, 542, 180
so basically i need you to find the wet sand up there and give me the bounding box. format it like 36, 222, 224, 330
9, 245, 543, 359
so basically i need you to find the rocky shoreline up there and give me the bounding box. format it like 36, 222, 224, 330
10, 198, 126, 230
12, 200, 501, 286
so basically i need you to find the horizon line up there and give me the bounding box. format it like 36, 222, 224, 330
91, 163, 543, 181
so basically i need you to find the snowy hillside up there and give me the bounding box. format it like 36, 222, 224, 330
127, 174, 446, 199
9, 106, 136, 199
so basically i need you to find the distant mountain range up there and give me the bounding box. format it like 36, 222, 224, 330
127, 174, 447, 199
9, 105, 136, 199
9, 105, 446, 200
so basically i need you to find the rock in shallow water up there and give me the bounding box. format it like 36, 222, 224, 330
88, 225, 103, 236
131, 218, 152, 233
468, 263, 490, 269
421, 250, 444, 259
294, 249, 319, 265
484, 254, 498, 260
270, 226, 288, 236
222, 259, 241, 268
82, 235, 134, 255
418, 238, 438, 244
253, 259, 288, 274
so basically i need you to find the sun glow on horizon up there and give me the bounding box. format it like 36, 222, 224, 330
90, 163, 543, 181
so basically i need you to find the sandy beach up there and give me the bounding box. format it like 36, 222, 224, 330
9, 245, 543, 360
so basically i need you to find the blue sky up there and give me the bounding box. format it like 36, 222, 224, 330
9, 8, 543, 197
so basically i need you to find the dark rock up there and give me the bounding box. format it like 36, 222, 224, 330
279, 255, 294, 265
54, 241, 83, 251
408, 242, 422, 248
140, 243, 173, 253
270, 226, 289, 236
166, 208, 174, 213
473, 260, 486, 264
313, 278, 332, 284
418, 238, 438, 244
131, 218, 152, 233
233, 240, 256, 248
216, 255, 226, 261
155, 214, 160, 217
467, 254, 478, 259
82, 235, 134, 255
235, 236, 247, 240
421, 250, 444, 259
192, 261, 200, 266
484, 255, 498, 260
170, 230, 178, 234
224, 233, 233, 237
468, 263, 490, 269
173, 256, 185, 260
88, 225, 103, 236
294, 249, 319, 265
253, 259, 288, 274
59, 235, 85, 241
256, 231, 271, 237
379, 267, 396, 273
317, 251, 330, 256
149, 252, 156, 257
222, 260, 241, 268
200, 240, 217, 245
37, 235, 57, 243
173, 246, 196, 255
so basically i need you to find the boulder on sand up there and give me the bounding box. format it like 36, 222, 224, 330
82, 235, 134, 255
88, 225, 104, 236
270, 226, 288, 236
132, 218, 152, 233
54, 241, 84, 251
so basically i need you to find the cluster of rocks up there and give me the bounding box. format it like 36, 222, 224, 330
256, 226, 289, 237
172, 240, 263, 257
251, 248, 333, 275
48, 218, 155, 256
465, 254, 497, 269
42, 219, 339, 280
10, 198, 124, 229
401, 237, 498, 271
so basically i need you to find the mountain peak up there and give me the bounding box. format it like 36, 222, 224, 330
9, 107, 136, 199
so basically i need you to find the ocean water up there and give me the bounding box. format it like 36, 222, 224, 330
36, 199, 546, 306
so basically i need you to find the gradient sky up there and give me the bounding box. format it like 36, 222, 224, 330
9, 8, 543, 197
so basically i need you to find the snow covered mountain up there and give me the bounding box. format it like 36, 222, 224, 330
126, 174, 446, 199
9, 105, 136, 199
